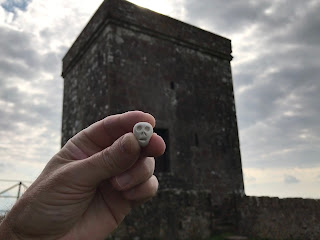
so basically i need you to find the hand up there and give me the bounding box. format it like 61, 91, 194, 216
0, 111, 166, 240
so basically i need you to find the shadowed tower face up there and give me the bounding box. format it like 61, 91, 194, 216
61, 0, 244, 204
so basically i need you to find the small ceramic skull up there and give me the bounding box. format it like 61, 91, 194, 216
133, 122, 153, 147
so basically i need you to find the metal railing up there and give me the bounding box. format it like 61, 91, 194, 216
0, 180, 32, 215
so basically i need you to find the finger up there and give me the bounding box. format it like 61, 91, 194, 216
60, 111, 155, 160
78, 181, 132, 237
60, 123, 165, 161
122, 175, 158, 201
60, 131, 104, 160
73, 133, 141, 185
140, 133, 166, 158
84, 111, 155, 149
111, 157, 155, 191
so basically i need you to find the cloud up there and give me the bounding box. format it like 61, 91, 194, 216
1, 0, 31, 13
243, 167, 320, 198
0, 162, 7, 172
183, 0, 320, 172
128, 0, 186, 19
284, 175, 300, 184
184, 0, 271, 34
0, 0, 186, 181
0, 0, 80, 177
244, 175, 256, 183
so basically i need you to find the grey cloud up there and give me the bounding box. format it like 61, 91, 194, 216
245, 147, 320, 169
240, 101, 320, 169
0, 59, 37, 79
245, 176, 256, 183
42, 52, 61, 73
0, 23, 63, 165
0, 162, 6, 172
0, 26, 36, 62
0, 88, 62, 131
0, 26, 64, 79
208, 0, 320, 171
0, 86, 21, 104
184, 0, 271, 34
236, 61, 320, 129
1, 0, 32, 13
271, 1, 320, 46
0, 23, 64, 125
0, 162, 13, 173
284, 175, 300, 184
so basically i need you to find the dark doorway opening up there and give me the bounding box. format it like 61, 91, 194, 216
154, 128, 170, 173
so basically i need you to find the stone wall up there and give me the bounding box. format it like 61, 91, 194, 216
108, 193, 320, 240
61, 0, 244, 205
108, 189, 213, 240
237, 196, 320, 240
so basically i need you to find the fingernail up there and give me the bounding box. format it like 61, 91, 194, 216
116, 173, 131, 188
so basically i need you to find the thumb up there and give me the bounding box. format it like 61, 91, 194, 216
74, 133, 141, 186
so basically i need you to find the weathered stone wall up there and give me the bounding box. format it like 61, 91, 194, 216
61, 0, 245, 238
107, 189, 213, 240
237, 196, 320, 240
61, 0, 244, 205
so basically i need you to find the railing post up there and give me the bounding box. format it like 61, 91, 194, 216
17, 182, 22, 201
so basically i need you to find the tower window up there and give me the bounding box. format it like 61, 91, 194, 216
195, 133, 199, 147
170, 81, 175, 90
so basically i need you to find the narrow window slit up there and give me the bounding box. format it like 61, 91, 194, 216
170, 81, 175, 90
195, 133, 199, 147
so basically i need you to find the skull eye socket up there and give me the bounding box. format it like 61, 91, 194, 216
137, 125, 142, 131
145, 126, 151, 132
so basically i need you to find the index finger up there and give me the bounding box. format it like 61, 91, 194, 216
83, 111, 156, 149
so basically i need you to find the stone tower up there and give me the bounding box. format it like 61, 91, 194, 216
61, 0, 244, 238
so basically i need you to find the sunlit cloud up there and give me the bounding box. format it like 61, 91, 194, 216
127, 0, 186, 20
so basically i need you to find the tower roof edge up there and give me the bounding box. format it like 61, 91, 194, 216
62, 0, 232, 77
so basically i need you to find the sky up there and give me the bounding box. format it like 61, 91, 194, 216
0, 0, 320, 210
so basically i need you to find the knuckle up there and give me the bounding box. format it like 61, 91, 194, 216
142, 157, 155, 177
100, 147, 122, 172
149, 176, 159, 196
119, 134, 139, 157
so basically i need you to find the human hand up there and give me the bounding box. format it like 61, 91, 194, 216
0, 111, 165, 240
